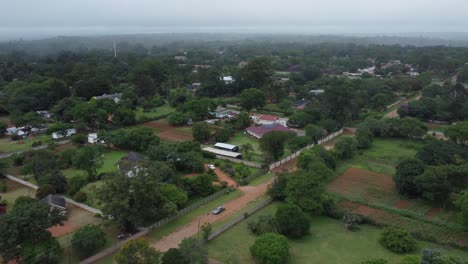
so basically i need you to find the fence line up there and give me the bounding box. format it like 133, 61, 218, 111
5, 174, 39, 190
146, 186, 235, 232
79, 229, 148, 264
207, 198, 273, 240
269, 129, 344, 171
215, 155, 262, 168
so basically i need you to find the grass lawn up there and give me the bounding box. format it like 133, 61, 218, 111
146, 189, 243, 242
207, 202, 468, 264
228, 133, 261, 154
0, 179, 35, 209
248, 172, 274, 186
0, 134, 49, 153
135, 104, 175, 120
335, 138, 424, 176
62, 150, 127, 179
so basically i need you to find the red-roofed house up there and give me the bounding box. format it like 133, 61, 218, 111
251, 114, 289, 127
246, 124, 290, 139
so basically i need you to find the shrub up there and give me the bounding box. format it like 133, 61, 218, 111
72, 225, 106, 257
247, 214, 279, 236
0, 182, 7, 193
71, 134, 87, 145
380, 228, 416, 253
275, 203, 309, 238
201, 222, 212, 241
250, 233, 289, 264
399, 255, 420, 264
73, 191, 88, 203
36, 184, 56, 199
342, 212, 362, 231
12, 154, 25, 166
31, 141, 43, 147
162, 248, 187, 264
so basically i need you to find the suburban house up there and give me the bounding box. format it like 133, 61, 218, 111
93, 93, 123, 104
246, 124, 289, 139
203, 146, 242, 159
36, 110, 53, 119
214, 142, 239, 152
251, 114, 289, 127
118, 152, 145, 177
293, 99, 308, 110
52, 128, 76, 139
88, 133, 105, 144
211, 106, 240, 119
222, 76, 234, 84
5, 127, 28, 138
309, 89, 325, 95
41, 194, 67, 212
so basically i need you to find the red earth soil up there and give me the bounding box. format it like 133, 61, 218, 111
49, 222, 77, 238
393, 200, 411, 209
142, 121, 193, 142
272, 158, 298, 174
327, 168, 397, 199
54, 142, 74, 153
425, 207, 443, 219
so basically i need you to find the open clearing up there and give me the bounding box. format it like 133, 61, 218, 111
141, 119, 193, 142
0, 179, 35, 208
207, 202, 468, 264
49, 204, 102, 237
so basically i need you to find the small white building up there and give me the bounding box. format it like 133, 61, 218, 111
88, 133, 105, 144
36, 111, 53, 119
211, 106, 239, 119
52, 129, 76, 139
222, 76, 234, 85
93, 93, 122, 104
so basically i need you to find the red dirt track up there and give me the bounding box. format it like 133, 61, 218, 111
142, 121, 193, 142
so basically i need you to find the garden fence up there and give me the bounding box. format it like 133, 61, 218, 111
207, 197, 273, 240
215, 155, 262, 168
269, 129, 344, 171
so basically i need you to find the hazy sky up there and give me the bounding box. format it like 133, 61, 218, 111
1, 0, 468, 39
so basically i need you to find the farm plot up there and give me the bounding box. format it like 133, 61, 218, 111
141, 119, 193, 142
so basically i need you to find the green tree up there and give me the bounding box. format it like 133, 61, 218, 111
285, 169, 330, 212
445, 122, 468, 145
73, 146, 103, 179
162, 248, 187, 264
334, 136, 358, 159
275, 203, 310, 238
71, 225, 106, 258
27, 150, 58, 180
247, 214, 279, 236
304, 124, 323, 142
233, 112, 252, 130
414, 166, 453, 203
192, 122, 211, 142
98, 172, 177, 231
238, 57, 274, 90
0, 159, 9, 175
455, 190, 468, 224
297, 145, 336, 171
179, 237, 208, 264
417, 140, 468, 166
215, 127, 234, 142
240, 88, 266, 111
39, 171, 68, 194
0, 198, 64, 262
260, 131, 291, 162
267, 173, 288, 201
355, 128, 374, 149
159, 184, 188, 208
116, 239, 162, 264
168, 111, 189, 126
113, 108, 137, 127
201, 222, 212, 241
250, 233, 289, 264
379, 228, 416, 254
394, 158, 426, 196
0, 120, 6, 136
22, 238, 61, 264
240, 143, 254, 159
105, 127, 158, 151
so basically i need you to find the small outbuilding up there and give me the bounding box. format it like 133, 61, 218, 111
214, 142, 239, 152
41, 194, 67, 211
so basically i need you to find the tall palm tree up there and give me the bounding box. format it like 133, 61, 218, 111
240, 143, 254, 159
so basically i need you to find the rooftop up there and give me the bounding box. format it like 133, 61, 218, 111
246, 124, 289, 136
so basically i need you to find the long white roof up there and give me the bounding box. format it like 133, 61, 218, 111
214, 142, 238, 150
203, 147, 242, 158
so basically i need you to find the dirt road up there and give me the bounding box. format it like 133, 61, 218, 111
152, 179, 272, 252
385, 95, 421, 118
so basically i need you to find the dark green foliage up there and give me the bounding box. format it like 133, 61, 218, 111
304, 124, 323, 142
415, 165, 468, 203
72, 146, 103, 179
342, 212, 362, 231
421, 248, 468, 264
394, 158, 425, 196
239, 88, 266, 111
356, 128, 374, 149
287, 136, 310, 152
159, 184, 188, 208
113, 108, 137, 127
334, 136, 358, 159
179, 237, 208, 264
168, 111, 189, 126
162, 248, 187, 264
250, 233, 289, 264
23, 238, 61, 264
455, 190, 468, 224
248, 214, 279, 236
267, 174, 288, 201
36, 184, 56, 199
275, 203, 310, 238
285, 168, 330, 212
116, 239, 162, 264
105, 127, 158, 151
70, 134, 87, 145
379, 228, 416, 254
71, 225, 106, 257
298, 145, 336, 171
73, 191, 87, 203
192, 122, 211, 142
260, 131, 293, 162
215, 127, 235, 142
445, 122, 468, 145
416, 140, 468, 166
67, 174, 88, 196
39, 171, 68, 193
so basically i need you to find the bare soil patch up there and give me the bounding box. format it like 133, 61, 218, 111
142, 120, 193, 142
48, 204, 101, 238
425, 207, 443, 219
272, 158, 298, 174
393, 200, 411, 209
327, 168, 396, 203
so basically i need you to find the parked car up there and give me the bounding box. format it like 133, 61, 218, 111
211, 206, 225, 215
208, 164, 216, 170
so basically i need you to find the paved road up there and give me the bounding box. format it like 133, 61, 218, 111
0, 140, 69, 159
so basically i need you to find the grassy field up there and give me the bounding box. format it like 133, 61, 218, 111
135, 104, 175, 120
207, 202, 468, 264
227, 133, 264, 162
0, 134, 49, 153
0, 179, 35, 208
335, 138, 424, 176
